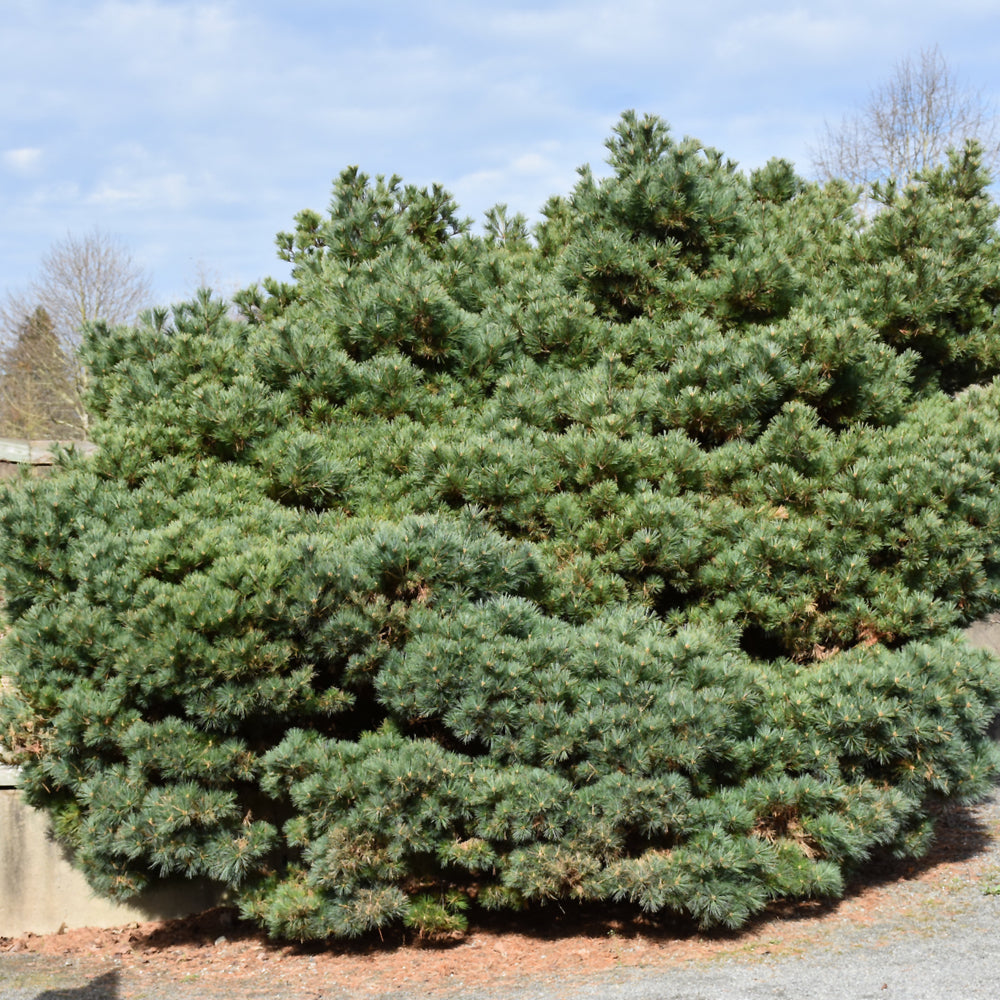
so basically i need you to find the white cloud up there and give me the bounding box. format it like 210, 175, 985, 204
478, 0, 698, 60
25, 181, 81, 206
510, 153, 558, 175
81, 138, 246, 214
3, 147, 42, 173
451, 143, 585, 221
87, 171, 192, 210
715, 9, 868, 68
83, 0, 242, 76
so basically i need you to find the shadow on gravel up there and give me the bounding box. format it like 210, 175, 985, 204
849, 799, 995, 888
731, 792, 999, 939
31, 969, 119, 998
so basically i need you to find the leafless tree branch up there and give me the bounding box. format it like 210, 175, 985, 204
811, 46, 1000, 192
0, 229, 152, 439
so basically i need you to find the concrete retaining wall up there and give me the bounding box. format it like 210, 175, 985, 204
0, 438, 97, 480
0, 766, 223, 936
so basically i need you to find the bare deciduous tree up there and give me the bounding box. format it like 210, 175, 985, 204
812, 45, 1000, 190
0, 229, 152, 439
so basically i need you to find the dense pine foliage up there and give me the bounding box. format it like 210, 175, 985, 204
3, 113, 1000, 940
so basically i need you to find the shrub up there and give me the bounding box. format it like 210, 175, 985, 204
3, 112, 1000, 940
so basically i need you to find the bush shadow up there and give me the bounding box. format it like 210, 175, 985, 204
31, 969, 119, 999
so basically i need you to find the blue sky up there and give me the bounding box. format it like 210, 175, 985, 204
3, 0, 1000, 308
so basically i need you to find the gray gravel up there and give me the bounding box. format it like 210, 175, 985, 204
453, 903, 1000, 1000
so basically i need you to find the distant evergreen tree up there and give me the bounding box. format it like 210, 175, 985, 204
0, 305, 81, 438
2, 112, 1000, 942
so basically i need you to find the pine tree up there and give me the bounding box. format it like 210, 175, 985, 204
841, 141, 1000, 393
0, 306, 82, 438
2, 113, 1000, 943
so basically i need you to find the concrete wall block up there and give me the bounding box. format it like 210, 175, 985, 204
0, 783, 223, 937
963, 613, 1000, 740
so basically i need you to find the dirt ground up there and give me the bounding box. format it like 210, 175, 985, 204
2, 791, 999, 1000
